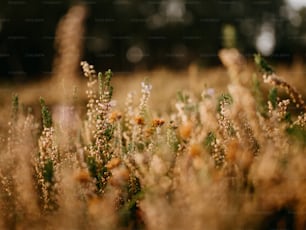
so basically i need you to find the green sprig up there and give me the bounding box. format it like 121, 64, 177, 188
40, 97, 52, 128
254, 53, 274, 75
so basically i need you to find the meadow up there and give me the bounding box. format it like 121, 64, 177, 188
0, 49, 305, 230
0, 4, 306, 229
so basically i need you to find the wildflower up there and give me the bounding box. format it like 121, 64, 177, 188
141, 81, 152, 93
188, 143, 202, 157
152, 118, 165, 127
167, 121, 179, 152
81, 61, 97, 79
293, 113, 306, 128
179, 121, 193, 140
106, 157, 121, 170
277, 99, 290, 122
135, 116, 145, 126
109, 111, 122, 123
211, 142, 225, 168
263, 73, 305, 110
145, 127, 154, 138
202, 88, 215, 98
255, 55, 305, 111
139, 80, 152, 117
74, 170, 91, 183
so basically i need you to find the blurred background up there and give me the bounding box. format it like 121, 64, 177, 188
0, 0, 306, 82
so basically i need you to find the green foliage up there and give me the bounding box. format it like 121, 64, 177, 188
227, 124, 236, 137
177, 91, 197, 115
254, 53, 274, 75
43, 159, 54, 183
98, 72, 103, 99
284, 112, 292, 123
1, 62, 306, 229
39, 98, 52, 128
217, 93, 233, 113
119, 189, 144, 229
204, 131, 216, 152
167, 121, 179, 152
86, 156, 97, 177
104, 69, 113, 84
252, 74, 267, 116
117, 175, 144, 228
104, 124, 114, 142
286, 125, 306, 145
86, 155, 109, 193
136, 142, 145, 152
222, 24, 237, 48
177, 91, 189, 104
268, 88, 278, 109
102, 69, 113, 103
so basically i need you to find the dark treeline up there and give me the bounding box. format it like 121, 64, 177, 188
0, 0, 306, 81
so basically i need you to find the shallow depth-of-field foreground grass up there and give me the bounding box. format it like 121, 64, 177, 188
0, 50, 306, 230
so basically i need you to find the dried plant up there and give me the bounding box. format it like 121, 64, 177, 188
0, 52, 305, 230
52, 4, 88, 86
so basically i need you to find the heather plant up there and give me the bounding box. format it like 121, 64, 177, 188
0, 52, 306, 229
81, 62, 115, 194
35, 98, 59, 212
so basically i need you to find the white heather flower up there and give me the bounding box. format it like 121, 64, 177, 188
141, 81, 152, 93
139, 81, 152, 117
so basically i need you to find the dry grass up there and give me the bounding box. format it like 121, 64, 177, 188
0, 54, 305, 229
0, 4, 306, 229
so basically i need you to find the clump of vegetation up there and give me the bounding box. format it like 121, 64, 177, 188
0, 53, 305, 230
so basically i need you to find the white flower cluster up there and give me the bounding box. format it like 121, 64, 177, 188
81, 61, 96, 79
139, 81, 152, 117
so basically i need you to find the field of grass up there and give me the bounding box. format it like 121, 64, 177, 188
0, 50, 305, 230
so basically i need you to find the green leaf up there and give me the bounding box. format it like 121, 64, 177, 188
43, 159, 54, 183
252, 74, 267, 116
204, 131, 216, 151
286, 126, 306, 145
268, 88, 278, 109
217, 93, 233, 113
254, 53, 274, 75
40, 98, 52, 128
